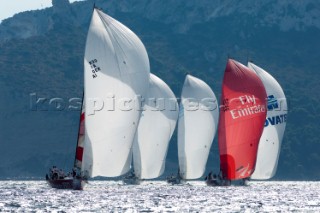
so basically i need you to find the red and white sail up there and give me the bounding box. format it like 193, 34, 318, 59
248, 62, 287, 179
218, 59, 267, 180
74, 103, 85, 169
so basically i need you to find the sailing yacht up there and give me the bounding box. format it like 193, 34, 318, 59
168, 74, 219, 184
215, 59, 267, 185
248, 62, 287, 180
123, 73, 179, 184
46, 7, 150, 189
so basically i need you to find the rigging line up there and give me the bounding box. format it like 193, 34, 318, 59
61, 93, 83, 171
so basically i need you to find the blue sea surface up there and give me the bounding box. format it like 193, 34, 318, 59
0, 181, 319, 212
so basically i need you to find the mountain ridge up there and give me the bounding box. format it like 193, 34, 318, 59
0, 0, 319, 180
1, 0, 320, 42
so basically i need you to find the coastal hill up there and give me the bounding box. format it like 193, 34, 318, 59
0, 0, 319, 179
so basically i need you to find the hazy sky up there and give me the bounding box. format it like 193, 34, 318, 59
0, 0, 83, 22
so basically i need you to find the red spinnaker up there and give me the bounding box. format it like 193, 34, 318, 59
218, 59, 267, 180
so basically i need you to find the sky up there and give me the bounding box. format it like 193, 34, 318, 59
0, 0, 83, 22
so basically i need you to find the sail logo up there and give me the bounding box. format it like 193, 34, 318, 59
239, 95, 256, 105
222, 98, 229, 112
237, 164, 250, 177
229, 95, 266, 119
267, 95, 279, 110
265, 114, 287, 127
89, 59, 101, 78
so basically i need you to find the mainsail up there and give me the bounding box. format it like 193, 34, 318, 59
83, 8, 150, 177
248, 62, 287, 179
218, 59, 267, 180
178, 75, 219, 179
74, 103, 85, 170
132, 74, 179, 179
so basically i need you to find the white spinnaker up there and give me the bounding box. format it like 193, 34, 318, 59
178, 75, 219, 179
133, 74, 178, 179
248, 62, 287, 180
83, 9, 150, 177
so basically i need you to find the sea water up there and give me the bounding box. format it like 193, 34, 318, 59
0, 181, 319, 212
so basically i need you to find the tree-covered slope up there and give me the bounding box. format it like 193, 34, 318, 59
0, 0, 319, 180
